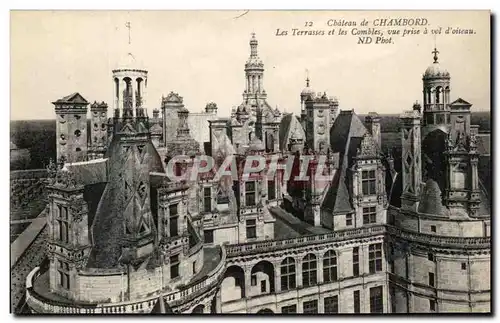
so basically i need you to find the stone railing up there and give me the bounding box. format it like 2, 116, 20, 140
225, 223, 491, 258
387, 226, 491, 249
26, 247, 227, 314
226, 225, 386, 257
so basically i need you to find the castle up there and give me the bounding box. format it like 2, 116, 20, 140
24, 33, 490, 314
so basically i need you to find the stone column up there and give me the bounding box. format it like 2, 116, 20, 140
244, 266, 252, 299
119, 79, 125, 111
273, 259, 281, 294
131, 81, 136, 116
296, 258, 303, 289
317, 251, 324, 284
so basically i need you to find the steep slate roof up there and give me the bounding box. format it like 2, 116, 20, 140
278, 113, 304, 151
322, 110, 368, 214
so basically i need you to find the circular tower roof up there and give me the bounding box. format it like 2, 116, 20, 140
423, 48, 450, 80
301, 77, 314, 97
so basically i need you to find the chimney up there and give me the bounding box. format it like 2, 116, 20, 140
365, 112, 381, 149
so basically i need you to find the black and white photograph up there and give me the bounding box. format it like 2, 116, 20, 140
9, 10, 491, 315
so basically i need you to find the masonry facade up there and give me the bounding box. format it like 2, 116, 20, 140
24, 35, 490, 314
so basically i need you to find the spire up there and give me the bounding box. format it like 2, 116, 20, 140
432, 47, 439, 64
250, 33, 258, 58
306, 69, 310, 87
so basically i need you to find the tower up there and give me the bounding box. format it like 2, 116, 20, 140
400, 110, 422, 212
46, 165, 91, 300
443, 98, 481, 216
243, 33, 266, 114
305, 92, 331, 153
300, 74, 314, 129
422, 47, 451, 138
89, 101, 108, 159
52, 92, 89, 164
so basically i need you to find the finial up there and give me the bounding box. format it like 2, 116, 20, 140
306, 69, 310, 87
125, 22, 131, 45
432, 47, 439, 63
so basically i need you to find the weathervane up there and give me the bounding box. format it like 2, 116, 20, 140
125, 22, 131, 45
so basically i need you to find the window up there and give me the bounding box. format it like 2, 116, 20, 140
57, 260, 70, 289
369, 243, 383, 274
246, 219, 257, 239
203, 187, 211, 212
428, 272, 435, 287
280, 257, 296, 291
428, 253, 435, 262
192, 261, 196, 274
370, 286, 384, 313
74, 129, 81, 137
245, 182, 256, 206
323, 250, 338, 283
303, 300, 318, 314
57, 205, 69, 243
430, 225, 436, 233
362, 170, 376, 195
281, 304, 296, 314
251, 274, 257, 286
324, 296, 339, 313
353, 247, 360, 277
346, 214, 353, 226
302, 254, 317, 287
204, 230, 214, 243
354, 290, 361, 313
426, 114, 434, 125
461, 262, 467, 270
268, 180, 276, 200
429, 299, 436, 312
169, 204, 179, 237
436, 114, 445, 124
363, 206, 377, 224
260, 280, 266, 293
170, 254, 180, 279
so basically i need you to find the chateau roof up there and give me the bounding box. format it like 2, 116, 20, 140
52, 92, 88, 105
322, 110, 368, 214
278, 113, 304, 151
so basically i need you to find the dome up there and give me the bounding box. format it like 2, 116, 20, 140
423, 62, 450, 79
301, 77, 314, 97
248, 137, 265, 151
423, 48, 450, 80
115, 52, 145, 71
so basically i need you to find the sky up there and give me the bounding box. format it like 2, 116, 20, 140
10, 10, 490, 120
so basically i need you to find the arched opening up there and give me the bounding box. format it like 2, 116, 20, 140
435, 86, 443, 106
192, 304, 205, 314
136, 78, 143, 107
114, 78, 120, 99
266, 132, 274, 153
250, 260, 275, 297
445, 86, 450, 105
302, 253, 317, 287
257, 308, 274, 314
123, 77, 132, 112
221, 265, 246, 303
